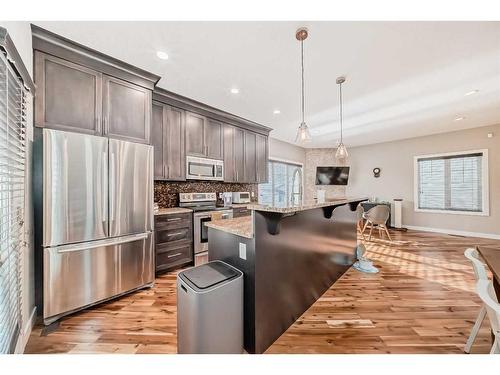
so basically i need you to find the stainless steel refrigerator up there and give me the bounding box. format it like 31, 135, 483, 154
36, 129, 154, 325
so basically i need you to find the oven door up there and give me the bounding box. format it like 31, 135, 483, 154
193, 211, 232, 254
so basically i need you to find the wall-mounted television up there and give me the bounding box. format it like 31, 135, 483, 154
315, 166, 350, 185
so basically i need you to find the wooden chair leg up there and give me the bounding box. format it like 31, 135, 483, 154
383, 226, 392, 241
362, 220, 369, 235
358, 220, 365, 240
465, 305, 486, 353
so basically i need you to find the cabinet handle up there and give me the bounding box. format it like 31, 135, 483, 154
167, 252, 183, 259
167, 232, 185, 237
167, 165, 170, 177
167, 217, 181, 222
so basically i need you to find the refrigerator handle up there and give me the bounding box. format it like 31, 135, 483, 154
56, 233, 149, 253
110, 151, 116, 221
102, 152, 107, 222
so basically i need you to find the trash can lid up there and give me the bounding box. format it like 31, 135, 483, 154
181, 261, 240, 290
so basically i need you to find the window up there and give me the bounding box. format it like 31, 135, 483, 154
0, 52, 27, 353
259, 160, 303, 206
414, 150, 488, 215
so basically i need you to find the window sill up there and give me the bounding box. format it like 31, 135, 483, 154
414, 208, 489, 216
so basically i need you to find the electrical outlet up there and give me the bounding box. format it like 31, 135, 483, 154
239, 243, 247, 260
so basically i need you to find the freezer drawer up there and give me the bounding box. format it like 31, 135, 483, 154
43, 232, 153, 323
43, 129, 109, 247
109, 139, 153, 237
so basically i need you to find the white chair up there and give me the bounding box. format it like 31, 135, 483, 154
361, 205, 391, 241
476, 279, 500, 354
463, 248, 489, 353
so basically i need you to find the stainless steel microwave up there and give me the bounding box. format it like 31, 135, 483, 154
186, 156, 224, 181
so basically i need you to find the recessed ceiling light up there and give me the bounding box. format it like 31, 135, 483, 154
273, 109, 281, 115
465, 90, 479, 96
454, 116, 465, 121
156, 51, 169, 60
230, 88, 240, 94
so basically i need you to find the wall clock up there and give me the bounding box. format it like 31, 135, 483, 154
373, 168, 381, 178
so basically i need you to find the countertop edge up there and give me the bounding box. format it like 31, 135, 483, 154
246, 197, 368, 214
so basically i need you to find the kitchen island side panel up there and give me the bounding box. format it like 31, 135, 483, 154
253, 203, 359, 353
207, 229, 257, 353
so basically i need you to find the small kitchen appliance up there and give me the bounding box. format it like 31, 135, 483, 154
232, 192, 251, 204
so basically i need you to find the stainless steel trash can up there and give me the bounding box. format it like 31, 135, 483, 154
177, 260, 243, 354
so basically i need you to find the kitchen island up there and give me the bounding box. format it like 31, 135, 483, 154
205, 197, 367, 353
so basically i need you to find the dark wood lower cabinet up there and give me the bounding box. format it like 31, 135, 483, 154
154, 213, 193, 274
233, 206, 251, 218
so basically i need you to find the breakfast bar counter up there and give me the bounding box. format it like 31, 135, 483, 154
207, 197, 367, 353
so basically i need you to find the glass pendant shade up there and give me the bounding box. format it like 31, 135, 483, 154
295, 122, 312, 144
335, 142, 349, 160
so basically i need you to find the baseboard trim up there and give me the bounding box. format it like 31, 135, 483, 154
14, 306, 36, 354
405, 225, 500, 240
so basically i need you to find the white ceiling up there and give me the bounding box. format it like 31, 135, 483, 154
33, 21, 500, 148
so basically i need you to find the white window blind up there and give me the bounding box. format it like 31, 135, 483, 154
258, 160, 303, 206
0, 52, 27, 354
416, 151, 487, 214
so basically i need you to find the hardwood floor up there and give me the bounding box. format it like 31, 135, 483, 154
25, 229, 500, 354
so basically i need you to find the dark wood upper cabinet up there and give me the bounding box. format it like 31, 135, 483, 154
234, 127, 245, 182
32, 25, 159, 144
244, 131, 257, 183
256, 134, 268, 183
151, 103, 165, 179
185, 112, 206, 157
206, 119, 223, 159
34, 52, 102, 135
223, 124, 246, 183
152, 102, 186, 181
103, 76, 151, 144
164, 106, 186, 180
223, 124, 235, 182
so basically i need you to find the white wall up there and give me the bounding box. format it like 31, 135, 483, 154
268, 137, 305, 165
346, 123, 500, 237
0, 21, 36, 353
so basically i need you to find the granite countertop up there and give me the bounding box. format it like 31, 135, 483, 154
204, 216, 253, 239
247, 197, 368, 214
154, 207, 193, 215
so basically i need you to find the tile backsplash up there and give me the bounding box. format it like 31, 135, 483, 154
154, 181, 259, 208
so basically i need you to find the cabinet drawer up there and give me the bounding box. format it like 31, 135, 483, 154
156, 243, 192, 271
156, 227, 192, 244
155, 213, 192, 230
233, 207, 251, 218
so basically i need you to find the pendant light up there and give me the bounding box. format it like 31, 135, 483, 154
294, 27, 312, 144
335, 76, 349, 160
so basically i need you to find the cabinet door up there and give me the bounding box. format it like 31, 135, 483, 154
151, 102, 165, 179
244, 131, 257, 183
256, 134, 268, 183
34, 52, 102, 135
185, 112, 206, 156
223, 124, 235, 182
234, 127, 245, 182
206, 119, 223, 159
165, 106, 186, 180
103, 76, 151, 144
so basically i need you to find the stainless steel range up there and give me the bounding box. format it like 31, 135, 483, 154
179, 193, 233, 265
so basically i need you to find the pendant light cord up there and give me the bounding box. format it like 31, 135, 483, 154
301, 39, 305, 124
339, 81, 343, 143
